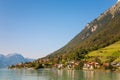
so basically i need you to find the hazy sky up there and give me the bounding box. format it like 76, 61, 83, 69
0, 0, 117, 59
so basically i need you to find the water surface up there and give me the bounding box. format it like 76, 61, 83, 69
0, 69, 120, 80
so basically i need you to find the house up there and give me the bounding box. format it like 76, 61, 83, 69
83, 62, 100, 70
58, 64, 63, 69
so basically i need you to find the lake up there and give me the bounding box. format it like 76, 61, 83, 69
0, 69, 120, 80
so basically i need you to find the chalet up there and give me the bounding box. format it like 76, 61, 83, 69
83, 62, 100, 70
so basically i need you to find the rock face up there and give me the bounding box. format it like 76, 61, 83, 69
0, 53, 34, 68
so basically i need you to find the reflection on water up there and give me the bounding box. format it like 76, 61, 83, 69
83, 71, 94, 80
83, 70, 120, 80
0, 69, 120, 80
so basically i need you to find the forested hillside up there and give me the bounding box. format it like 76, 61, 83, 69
46, 2, 120, 60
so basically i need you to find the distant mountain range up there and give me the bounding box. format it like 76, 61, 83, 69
0, 53, 34, 68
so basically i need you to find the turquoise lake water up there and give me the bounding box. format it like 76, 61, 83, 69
0, 69, 120, 80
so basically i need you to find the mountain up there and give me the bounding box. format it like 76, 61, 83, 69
0, 53, 34, 68
0, 54, 6, 68
9, 1, 120, 70
46, 2, 120, 60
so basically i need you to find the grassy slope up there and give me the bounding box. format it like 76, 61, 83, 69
86, 41, 120, 63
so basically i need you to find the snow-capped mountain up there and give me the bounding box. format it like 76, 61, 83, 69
0, 53, 34, 68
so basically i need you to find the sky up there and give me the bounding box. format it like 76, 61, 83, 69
0, 0, 117, 59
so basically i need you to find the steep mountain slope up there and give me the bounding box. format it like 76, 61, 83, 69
47, 2, 120, 59
0, 53, 34, 68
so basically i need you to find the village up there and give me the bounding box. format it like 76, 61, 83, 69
9, 57, 120, 72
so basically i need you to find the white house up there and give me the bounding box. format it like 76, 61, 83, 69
118, 0, 120, 2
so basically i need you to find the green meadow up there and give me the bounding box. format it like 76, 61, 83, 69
86, 41, 120, 63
